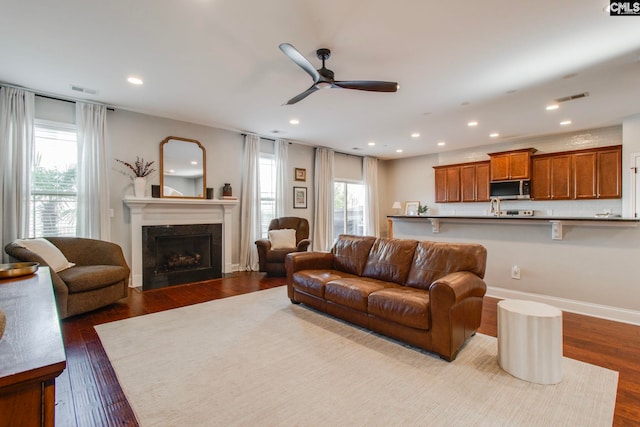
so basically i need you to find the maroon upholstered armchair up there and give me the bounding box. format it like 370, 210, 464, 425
255, 217, 311, 276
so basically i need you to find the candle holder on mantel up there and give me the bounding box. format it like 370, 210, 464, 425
222, 183, 233, 197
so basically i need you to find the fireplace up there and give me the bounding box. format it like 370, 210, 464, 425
142, 224, 222, 290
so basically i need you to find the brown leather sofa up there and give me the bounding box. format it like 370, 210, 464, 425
5, 237, 130, 319
285, 235, 487, 361
255, 217, 311, 276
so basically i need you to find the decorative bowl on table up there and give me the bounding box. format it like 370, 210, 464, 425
0, 262, 39, 280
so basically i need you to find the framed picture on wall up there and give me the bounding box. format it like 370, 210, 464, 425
295, 168, 306, 181
405, 201, 419, 216
293, 186, 307, 209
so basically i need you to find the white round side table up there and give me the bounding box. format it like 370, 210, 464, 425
497, 299, 563, 384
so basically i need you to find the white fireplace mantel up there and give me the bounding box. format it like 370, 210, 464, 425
123, 196, 239, 287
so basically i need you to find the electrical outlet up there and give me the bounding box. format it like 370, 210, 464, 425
511, 265, 521, 280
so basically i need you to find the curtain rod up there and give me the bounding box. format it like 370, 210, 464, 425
0, 83, 114, 111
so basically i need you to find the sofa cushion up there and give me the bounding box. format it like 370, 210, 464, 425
331, 235, 376, 276
292, 270, 358, 298
58, 265, 128, 293
368, 288, 431, 330
362, 238, 418, 284
405, 241, 487, 290
325, 278, 398, 311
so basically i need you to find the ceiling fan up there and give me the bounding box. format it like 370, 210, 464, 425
279, 43, 399, 105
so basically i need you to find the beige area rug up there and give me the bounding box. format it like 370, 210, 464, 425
95, 287, 618, 426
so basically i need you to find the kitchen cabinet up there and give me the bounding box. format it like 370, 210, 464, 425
489, 148, 537, 181
434, 165, 461, 203
461, 162, 490, 202
573, 146, 621, 199
531, 154, 571, 200
436, 161, 488, 203
532, 145, 621, 200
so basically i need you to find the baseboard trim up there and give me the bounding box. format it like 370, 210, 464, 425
487, 286, 640, 326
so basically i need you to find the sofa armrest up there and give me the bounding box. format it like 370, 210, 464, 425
429, 271, 487, 305
285, 251, 334, 300
429, 271, 487, 361
296, 238, 311, 252
285, 251, 334, 274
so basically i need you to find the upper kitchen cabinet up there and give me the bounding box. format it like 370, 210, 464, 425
489, 148, 537, 181
532, 145, 621, 200
574, 146, 622, 199
531, 154, 572, 200
434, 165, 461, 203
436, 161, 488, 203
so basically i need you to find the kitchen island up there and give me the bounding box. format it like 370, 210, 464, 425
387, 214, 639, 240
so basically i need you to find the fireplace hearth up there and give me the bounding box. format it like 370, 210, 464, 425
142, 224, 222, 290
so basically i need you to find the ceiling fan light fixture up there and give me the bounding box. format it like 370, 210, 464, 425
316, 82, 332, 89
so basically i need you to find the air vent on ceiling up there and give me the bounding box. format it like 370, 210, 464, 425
554, 92, 589, 103
70, 85, 98, 95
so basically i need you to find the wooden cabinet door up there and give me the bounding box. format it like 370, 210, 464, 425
446, 166, 461, 202
475, 162, 490, 202
461, 165, 476, 202
509, 152, 531, 179
434, 168, 448, 203
597, 148, 621, 198
573, 152, 597, 199
531, 157, 551, 199
550, 155, 572, 199
490, 154, 510, 181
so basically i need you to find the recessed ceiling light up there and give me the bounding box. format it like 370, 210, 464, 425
560, 120, 572, 126
289, 119, 299, 125
489, 133, 499, 138
437, 141, 446, 146
127, 76, 143, 85
190, 161, 198, 165
411, 132, 420, 138
168, 169, 175, 173
368, 141, 376, 146
396, 149, 403, 153
468, 121, 478, 127
546, 104, 559, 111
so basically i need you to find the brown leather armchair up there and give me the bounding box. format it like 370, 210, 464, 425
5, 237, 129, 319
255, 217, 311, 276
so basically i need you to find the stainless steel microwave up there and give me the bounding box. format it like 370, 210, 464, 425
489, 180, 531, 200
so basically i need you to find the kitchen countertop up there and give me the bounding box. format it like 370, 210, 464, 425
387, 215, 639, 222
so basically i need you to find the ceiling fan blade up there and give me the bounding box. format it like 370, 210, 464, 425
279, 43, 320, 83
284, 86, 319, 105
333, 80, 399, 92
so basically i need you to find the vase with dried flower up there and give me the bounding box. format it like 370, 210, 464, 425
115, 157, 156, 197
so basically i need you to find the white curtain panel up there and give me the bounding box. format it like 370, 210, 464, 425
0, 87, 34, 261
76, 102, 111, 240
274, 139, 288, 218
239, 134, 261, 271
313, 147, 335, 251
363, 156, 380, 237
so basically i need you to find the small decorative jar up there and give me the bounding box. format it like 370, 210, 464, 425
223, 183, 232, 197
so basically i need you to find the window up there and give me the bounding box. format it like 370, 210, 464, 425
259, 153, 276, 238
333, 181, 365, 241
30, 120, 78, 237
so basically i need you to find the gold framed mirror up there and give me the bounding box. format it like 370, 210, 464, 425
160, 136, 206, 198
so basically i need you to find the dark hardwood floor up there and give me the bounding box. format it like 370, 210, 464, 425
57, 273, 639, 426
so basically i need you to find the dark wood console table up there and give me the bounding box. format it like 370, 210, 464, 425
0, 267, 66, 427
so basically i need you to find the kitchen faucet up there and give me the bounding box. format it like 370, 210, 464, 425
489, 197, 501, 217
